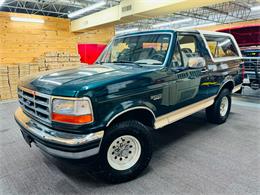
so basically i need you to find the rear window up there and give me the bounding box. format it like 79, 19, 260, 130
204, 35, 239, 59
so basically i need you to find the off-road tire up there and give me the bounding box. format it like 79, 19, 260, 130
206, 88, 232, 124
99, 120, 153, 183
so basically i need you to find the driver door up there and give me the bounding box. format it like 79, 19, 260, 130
166, 33, 209, 109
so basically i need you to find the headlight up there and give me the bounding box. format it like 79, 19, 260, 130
52, 98, 93, 124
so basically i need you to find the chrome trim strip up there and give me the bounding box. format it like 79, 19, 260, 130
154, 96, 216, 129
242, 57, 260, 60
34, 142, 100, 159
15, 107, 104, 146
19, 86, 51, 99
232, 84, 242, 93
106, 106, 156, 127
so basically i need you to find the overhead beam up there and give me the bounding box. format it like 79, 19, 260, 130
71, 6, 119, 32
71, 0, 232, 32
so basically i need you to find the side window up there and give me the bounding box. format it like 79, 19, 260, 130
178, 35, 202, 66
204, 35, 239, 58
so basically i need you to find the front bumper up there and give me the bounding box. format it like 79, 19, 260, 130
14, 107, 104, 159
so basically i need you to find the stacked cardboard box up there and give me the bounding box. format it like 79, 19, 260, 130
8, 65, 19, 99
58, 52, 69, 63
44, 52, 59, 70
67, 53, 81, 68
29, 63, 39, 74
0, 51, 82, 101
69, 53, 81, 63
37, 57, 47, 72
41, 52, 81, 70
19, 63, 30, 79
47, 62, 61, 70
0, 66, 11, 100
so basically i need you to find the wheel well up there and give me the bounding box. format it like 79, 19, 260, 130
220, 81, 234, 93
107, 109, 155, 128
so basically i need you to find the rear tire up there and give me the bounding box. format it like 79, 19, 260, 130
206, 88, 231, 124
99, 120, 153, 183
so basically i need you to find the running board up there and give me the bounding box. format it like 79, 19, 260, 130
154, 96, 216, 129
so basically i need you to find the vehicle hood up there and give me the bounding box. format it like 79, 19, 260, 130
19, 64, 159, 96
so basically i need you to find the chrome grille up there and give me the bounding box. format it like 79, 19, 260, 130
18, 87, 51, 123
243, 57, 260, 72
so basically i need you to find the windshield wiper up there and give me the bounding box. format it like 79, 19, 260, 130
112, 60, 142, 67
99, 60, 162, 66
113, 60, 134, 64
96, 61, 105, 64
135, 62, 162, 65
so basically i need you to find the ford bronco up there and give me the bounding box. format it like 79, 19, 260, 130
15, 30, 242, 183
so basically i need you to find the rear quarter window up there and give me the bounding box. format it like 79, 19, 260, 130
204, 35, 239, 59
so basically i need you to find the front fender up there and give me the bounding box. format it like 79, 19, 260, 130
103, 99, 157, 127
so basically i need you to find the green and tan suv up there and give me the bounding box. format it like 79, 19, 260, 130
15, 29, 243, 183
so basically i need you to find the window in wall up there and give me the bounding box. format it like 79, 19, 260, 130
204, 35, 239, 58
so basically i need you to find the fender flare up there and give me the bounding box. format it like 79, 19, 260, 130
106, 105, 156, 127
217, 78, 235, 96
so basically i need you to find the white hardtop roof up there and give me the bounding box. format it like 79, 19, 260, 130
176, 29, 242, 62
176, 29, 235, 37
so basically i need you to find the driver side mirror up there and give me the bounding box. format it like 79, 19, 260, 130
187, 57, 206, 69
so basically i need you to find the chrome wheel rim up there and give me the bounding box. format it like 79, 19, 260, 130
220, 96, 229, 117
107, 135, 141, 171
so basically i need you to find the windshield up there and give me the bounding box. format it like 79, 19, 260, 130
97, 33, 171, 65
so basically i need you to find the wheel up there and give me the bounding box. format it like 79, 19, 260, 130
99, 120, 153, 183
206, 88, 231, 124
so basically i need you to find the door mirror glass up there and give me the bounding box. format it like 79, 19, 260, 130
187, 57, 206, 68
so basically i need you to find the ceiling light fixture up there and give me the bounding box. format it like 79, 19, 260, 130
152, 18, 192, 28
68, 1, 106, 18
116, 28, 139, 35
179, 22, 217, 30
10, 16, 44, 24
250, 5, 260, 11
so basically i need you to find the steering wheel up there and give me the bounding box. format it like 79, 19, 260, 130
151, 54, 165, 62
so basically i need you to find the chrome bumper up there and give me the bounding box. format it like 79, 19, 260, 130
14, 107, 104, 159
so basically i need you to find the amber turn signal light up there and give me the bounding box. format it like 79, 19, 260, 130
52, 113, 93, 124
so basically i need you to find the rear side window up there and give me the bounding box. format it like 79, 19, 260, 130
204, 35, 239, 59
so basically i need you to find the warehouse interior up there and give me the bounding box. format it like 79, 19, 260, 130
0, 0, 259, 194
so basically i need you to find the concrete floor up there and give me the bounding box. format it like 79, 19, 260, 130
0, 94, 259, 195
241, 86, 260, 97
